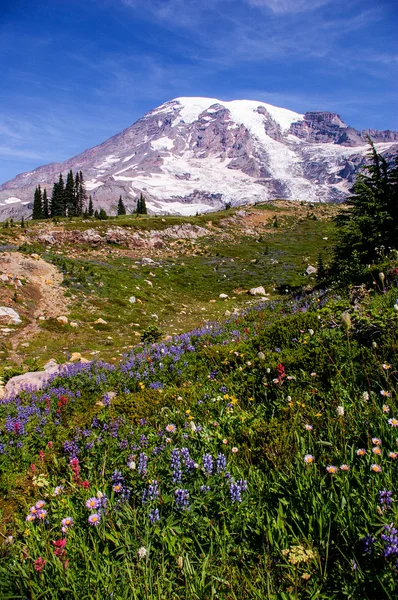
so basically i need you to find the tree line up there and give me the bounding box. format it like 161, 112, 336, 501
33, 170, 148, 220
33, 170, 88, 219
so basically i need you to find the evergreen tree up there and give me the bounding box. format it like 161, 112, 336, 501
65, 169, 76, 216
50, 174, 65, 217
98, 208, 108, 220
136, 193, 147, 215
78, 171, 87, 216
21, 216, 25, 228
117, 196, 126, 215
32, 185, 43, 220
88, 196, 94, 217
94, 209, 99, 219
332, 139, 398, 279
42, 189, 49, 219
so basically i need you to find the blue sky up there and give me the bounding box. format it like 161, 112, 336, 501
0, 0, 397, 183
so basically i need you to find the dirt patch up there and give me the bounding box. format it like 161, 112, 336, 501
0, 252, 69, 361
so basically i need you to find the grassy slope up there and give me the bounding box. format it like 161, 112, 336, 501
0, 202, 337, 372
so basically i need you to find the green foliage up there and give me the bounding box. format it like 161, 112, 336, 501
136, 193, 148, 215
88, 196, 94, 217
32, 185, 43, 220
117, 195, 127, 216
141, 323, 162, 343
332, 140, 398, 282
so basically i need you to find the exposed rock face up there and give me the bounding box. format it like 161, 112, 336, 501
1, 97, 397, 219
34, 223, 211, 248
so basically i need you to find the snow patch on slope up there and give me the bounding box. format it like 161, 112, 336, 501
170, 97, 304, 132
151, 137, 174, 151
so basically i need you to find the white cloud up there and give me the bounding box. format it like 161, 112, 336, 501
247, 0, 331, 14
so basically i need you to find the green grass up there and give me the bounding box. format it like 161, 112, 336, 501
1, 206, 337, 369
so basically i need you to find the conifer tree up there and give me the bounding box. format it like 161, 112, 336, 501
65, 169, 76, 216
136, 193, 147, 215
332, 139, 398, 279
88, 196, 94, 217
117, 196, 126, 215
32, 185, 43, 220
50, 173, 66, 217
78, 171, 87, 216
21, 216, 25, 228
42, 189, 49, 219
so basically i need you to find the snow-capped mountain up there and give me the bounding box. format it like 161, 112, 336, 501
1, 96, 397, 218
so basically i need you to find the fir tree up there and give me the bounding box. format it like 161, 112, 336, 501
88, 196, 94, 217
94, 209, 99, 219
32, 185, 43, 220
332, 139, 398, 280
78, 171, 87, 216
98, 208, 108, 220
136, 193, 147, 215
65, 169, 76, 216
117, 196, 126, 215
42, 189, 49, 219
21, 216, 25, 228
50, 174, 65, 217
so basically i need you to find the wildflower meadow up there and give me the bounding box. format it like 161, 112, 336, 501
1, 266, 398, 598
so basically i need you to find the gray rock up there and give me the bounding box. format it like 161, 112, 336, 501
81, 229, 103, 245
0, 307, 22, 324
249, 286, 267, 296
4, 365, 60, 398
305, 265, 317, 275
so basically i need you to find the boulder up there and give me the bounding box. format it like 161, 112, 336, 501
4, 364, 60, 398
305, 265, 317, 275
94, 318, 108, 324
57, 315, 68, 324
81, 229, 103, 245
0, 307, 22, 324
249, 286, 267, 296
219, 293, 229, 299
38, 233, 56, 245
105, 227, 129, 244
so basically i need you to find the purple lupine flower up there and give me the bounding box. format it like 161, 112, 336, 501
379, 490, 393, 510
362, 534, 375, 554
138, 453, 148, 476
203, 453, 213, 475
229, 479, 248, 503
170, 449, 182, 483
200, 485, 211, 493
181, 447, 195, 471
142, 480, 159, 504
381, 524, 398, 559
149, 508, 160, 524
174, 488, 190, 510
216, 453, 227, 473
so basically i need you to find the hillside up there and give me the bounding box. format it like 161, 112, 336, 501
1, 97, 397, 220
1, 203, 398, 598
0, 201, 338, 371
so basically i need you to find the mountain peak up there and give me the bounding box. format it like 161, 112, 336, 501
0, 96, 397, 219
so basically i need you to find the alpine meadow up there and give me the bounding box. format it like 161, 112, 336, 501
1, 0, 398, 598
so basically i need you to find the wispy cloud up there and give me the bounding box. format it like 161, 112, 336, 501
246, 0, 331, 14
